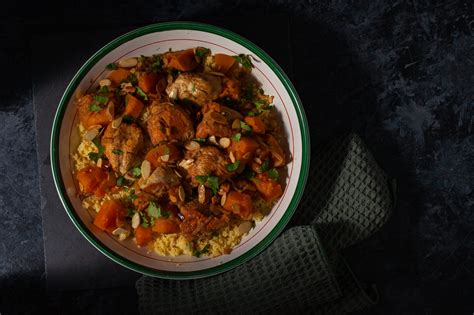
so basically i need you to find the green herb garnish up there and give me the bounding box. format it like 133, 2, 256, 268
131, 167, 141, 177
195, 47, 210, 58
141, 214, 150, 228
147, 201, 162, 219
193, 244, 210, 258
226, 160, 241, 172
232, 54, 254, 69
243, 168, 256, 180
105, 63, 118, 70
98, 85, 109, 94
151, 55, 162, 72
232, 133, 241, 141
88, 138, 105, 162
128, 189, 138, 202
93, 95, 109, 104
136, 86, 148, 101
88, 103, 102, 112
122, 74, 138, 86
116, 176, 125, 187
193, 138, 207, 143
127, 208, 135, 218
247, 111, 256, 117
240, 121, 252, 134
260, 158, 270, 172
195, 175, 208, 185
268, 168, 279, 180
112, 149, 123, 155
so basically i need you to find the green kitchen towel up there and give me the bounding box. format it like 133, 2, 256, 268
136, 133, 395, 314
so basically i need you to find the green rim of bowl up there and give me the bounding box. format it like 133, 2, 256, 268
50, 21, 310, 279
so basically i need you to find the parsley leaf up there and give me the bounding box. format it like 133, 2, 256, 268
147, 201, 162, 219
193, 244, 210, 257
122, 74, 138, 86
105, 63, 118, 70
141, 213, 150, 228
193, 138, 207, 143
206, 176, 219, 195
195, 47, 210, 58
254, 99, 267, 111
268, 168, 279, 180
247, 111, 256, 117
88, 138, 105, 162
131, 167, 141, 177
127, 208, 135, 218
232, 54, 254, 69
232, 133, 241, 141
127, 189, 138, 202
112, 149, 123, 155
116, 176, 125, 187
93, 95, 109, 104
260, 158, 270, 172
88, 103, 102, 112
226, 160, 241, 172
135, 86, 148, 101
240, 121, 252, 134
151, 55, 162, 72
98, 85, 109, 94
195, 175, 208, 185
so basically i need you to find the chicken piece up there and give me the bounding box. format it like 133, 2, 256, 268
77, 94, 114, 128
146, 101, 194, 145
196, 103, 243, 138
183, 146, 232, 186
166, 73, 222, 106
138, 165, 181, 197
101, 123, 144, 175
179, 201, 207, 237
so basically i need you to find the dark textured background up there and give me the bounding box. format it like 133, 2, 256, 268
1, 1, 473, 314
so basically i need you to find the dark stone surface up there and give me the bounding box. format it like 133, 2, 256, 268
1, 0, 473, 313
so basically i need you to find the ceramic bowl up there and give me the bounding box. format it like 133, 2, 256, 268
51, 22, 310, 279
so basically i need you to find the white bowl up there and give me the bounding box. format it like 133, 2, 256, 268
51, 22, 310, 279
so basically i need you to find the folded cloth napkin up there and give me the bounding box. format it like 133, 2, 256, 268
136, 133, 395, 314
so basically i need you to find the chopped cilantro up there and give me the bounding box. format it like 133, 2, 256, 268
195, 47, 210, 58
151, 55, 162, 72
206, 176, 219, 195
105, 63, 118, 70
93, 95, 109, 104
147, 201, 162, 219
88, 103, 102, 112
88, 138, 105, 162
122, 73, 138, 86
232, 133, 241, 141
98, 85, 109, 94
131, 167, 141, 177
226, 160, 241, 172
127, 208, 135, 218
112, 149, 123, 155
268, 168, 279, 180
136, 86, 148, 101
193, 138, 207, 143
260, 158, 270, 172
247, 111, 256, 117
254, 99, 267, 111
141, 213, 150, 228
116, 176, 125, 187
195, 175, 208, 185
232, 54, 254, 69
127, 189, 138, 202
193, 244, 210, 257
240, 120, 252, 134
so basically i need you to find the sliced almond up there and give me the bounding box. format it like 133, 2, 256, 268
118, 57, 138, 68
141, 160, 151, 180
210, 111, 228, 125
198, 184, 206, 204
229, 151, 236, 163
83, 125, 101, 141
208, 135, 218, 145
124, 173, 136, 181
118, 233, 129, 241
165, 127, 171, 137
112, 227, 129, 236
178, 159, 194, 170
131, 212, 140, 229
242, 152, 252, 160
99, 79, 111, 87
96, 158, 103, 168
178, 185, 185, 202
111, 116, 122, 129
107, 101, 115, 117
206, 71, 225, 76
238, 221, 252, 235
219, 137, 231, 148
272, 152, 286, 167
220, 192, 227, 207
254, 157, 262, 164
160, 154, 170, 162
185, 141, 200, 151
232, 119, 241, 130
174, 170, 182, 178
